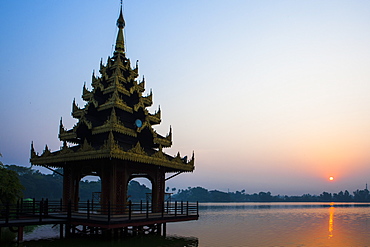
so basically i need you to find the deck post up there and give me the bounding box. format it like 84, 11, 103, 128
5, 203, 9, 224
32, 198, 36, 215
113, 228, 118, 238
181, 201, 183, 215
59, 224, 64, 239
175, 201, 177, 217
128, 200, 132, 220
67, 201, 72, 220
16, 200, 20, 219
65, 224, 70, 237
108, 201, 111, 223
87, 200, 90, 220
45, 199, 49, 216
140, 200, 143, 213
146, 200, 149, 218
163, 223, 167, 237
39, 199, 43, 222
186, 201, 189, 216
17, 226, 24, 243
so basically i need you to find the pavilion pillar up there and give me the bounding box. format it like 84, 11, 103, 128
115, 164, 128, 213
101, 161, 114, 211
152, 167, 165, 212
73, 174, 80, 210
63, 166, 81, 210
101, 160, 128, 213
63, 166, 73, 208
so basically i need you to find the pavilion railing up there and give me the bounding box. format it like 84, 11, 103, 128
0, 199, 199, 224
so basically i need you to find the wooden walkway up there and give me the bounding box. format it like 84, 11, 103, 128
0, 200, 199, 241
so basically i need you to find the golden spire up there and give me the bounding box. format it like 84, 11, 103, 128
114, 4, 125, 54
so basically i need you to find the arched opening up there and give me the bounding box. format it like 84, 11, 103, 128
127, 177, 152, 203
78, 175, 101, 202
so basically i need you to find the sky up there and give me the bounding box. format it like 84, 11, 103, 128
1, 0, 370, 196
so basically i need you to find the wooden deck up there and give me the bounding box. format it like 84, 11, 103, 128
0, 200, 199, 240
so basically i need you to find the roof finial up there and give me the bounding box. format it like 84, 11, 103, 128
117, 3, 125, 29
115, 2, 125, 54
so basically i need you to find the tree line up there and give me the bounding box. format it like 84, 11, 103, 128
3, 165, 150, 202
2, 164, 370, 203
173, 187, 370, 202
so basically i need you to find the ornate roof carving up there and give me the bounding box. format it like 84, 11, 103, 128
30, 143, 195, 171
148, 107, 161, 125
142, 91, 153, 107
30, 142, 37, 159
72, 99, 84, 118
41, 145, 51, 157
60, 141, 73, 155
152, 146, 166, 159
103, 76, 130, 96
101, 131, 121, 152
82, 83, 92, 101
30, 5, 195, 173
78, 139, 95, 152
128, 142, 146, 155
98, 90, 133, 113
92, 108, 137, 137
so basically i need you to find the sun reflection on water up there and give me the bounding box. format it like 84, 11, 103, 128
328, 203, 335, 239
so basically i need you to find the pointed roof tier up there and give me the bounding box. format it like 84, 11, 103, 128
30, 7, 194, 173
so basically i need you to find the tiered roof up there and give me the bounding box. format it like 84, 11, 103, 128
30, 7, 194, 172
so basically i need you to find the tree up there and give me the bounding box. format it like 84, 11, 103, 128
258, 191, 272, 201
6, 165, 63, 200
353, 189, 370, 202
319, 191, 332, 202
0, 154, 24, 204
127, 180, 151, 202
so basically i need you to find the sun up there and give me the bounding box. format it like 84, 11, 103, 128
329, 176, 334, 181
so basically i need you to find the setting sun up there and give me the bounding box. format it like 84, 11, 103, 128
329, 176, 334, 181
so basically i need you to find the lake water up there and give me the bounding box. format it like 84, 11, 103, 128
12, 202, 370, 246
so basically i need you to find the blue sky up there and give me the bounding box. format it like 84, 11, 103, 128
2, 1, 370, 195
